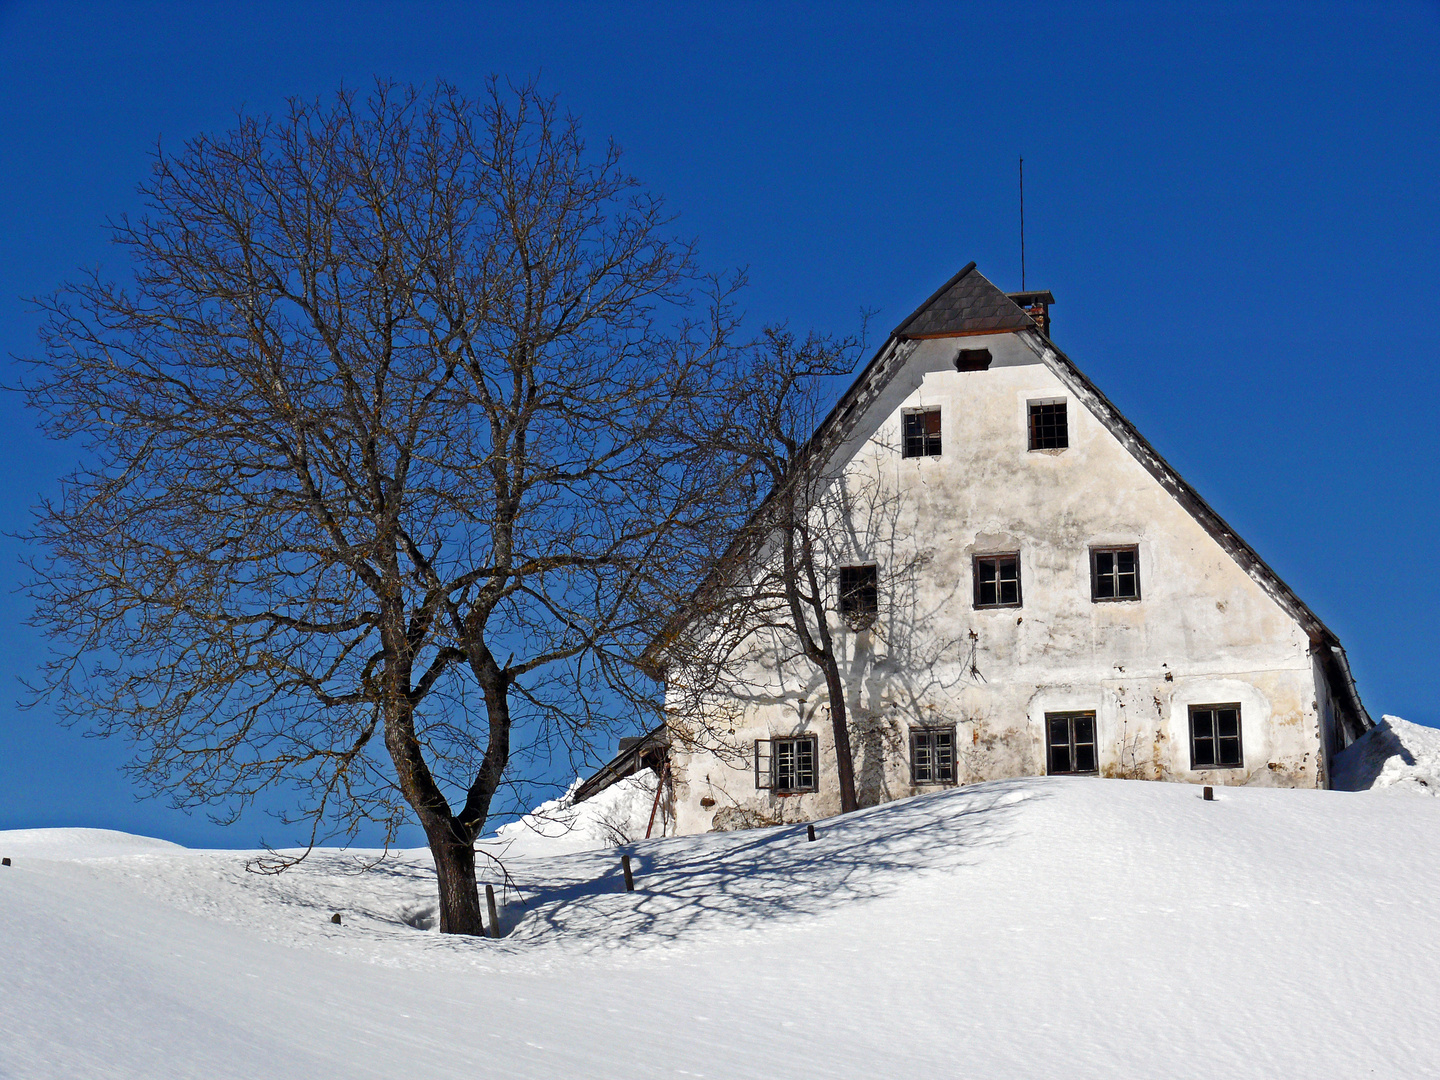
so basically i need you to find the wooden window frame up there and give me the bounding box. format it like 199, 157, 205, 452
909, 726, 957, 785
901, 407, 942, 459
973, 553, 1022, 609
837, 564, 878, 630
1028, 399, 1069, 450
1189, 704, 1243, 770
1045, 711, 1098, 776
1090, 545, 1141, 602
754, 735, 819, 794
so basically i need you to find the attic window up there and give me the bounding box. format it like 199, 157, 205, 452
910, 726, 956, 785
973, 553, 1021, 608
955, 348, 992, 372
755, 735, 818, 794
1091, 546, 1140, 601
1190, 705, 1243, 769
1028, 400, 1069, 450
902, 408, 941, 458
838, 564, 878, 630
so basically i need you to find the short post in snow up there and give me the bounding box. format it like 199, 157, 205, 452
1, 857, 9, 866
486, 883, 500, 938
1203, 786, 1214, 801
330, 912, 342, 925
621, 853, 635, 892
807, 824, 817, 842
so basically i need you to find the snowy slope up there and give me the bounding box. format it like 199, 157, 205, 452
4, 731, 1440, 1078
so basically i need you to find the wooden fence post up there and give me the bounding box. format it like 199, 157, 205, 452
1203, 786, 1214, 801
486, 883, 500, 938
621, 854, 635, 892
807, 824, 816, 842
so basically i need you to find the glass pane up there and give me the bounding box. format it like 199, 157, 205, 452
1218, 737, 1242, 766
1095, 552, 1114, 576
1193, 738, 1215, 767
1051, 745, 1071, 773
1192, 711, 1214, 739
924, 410, 941, 435
1217, 709, 1239, 738
999, 579, 1018, 605
1117, 570, 1136, 597
1075, 744, 1096, 772
1073, 716, 1095, 743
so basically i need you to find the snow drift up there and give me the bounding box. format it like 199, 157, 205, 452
2, 718, 1438, 1079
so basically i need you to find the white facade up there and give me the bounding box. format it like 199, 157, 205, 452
658, 277, 1366, 835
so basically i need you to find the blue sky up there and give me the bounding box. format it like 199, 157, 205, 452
1, 1, 1436, 847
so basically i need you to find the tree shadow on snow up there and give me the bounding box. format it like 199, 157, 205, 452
491, 779, 1044, 950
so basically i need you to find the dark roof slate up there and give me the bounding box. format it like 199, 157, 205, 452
892, 262, 1036, 338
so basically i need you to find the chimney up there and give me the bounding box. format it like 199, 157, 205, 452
1007, 290, 1055, 339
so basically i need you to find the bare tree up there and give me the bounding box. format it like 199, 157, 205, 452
20, 80, 729, 935
663, 327, 876, 815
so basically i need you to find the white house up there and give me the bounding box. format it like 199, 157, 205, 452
600, 263, 1370, 834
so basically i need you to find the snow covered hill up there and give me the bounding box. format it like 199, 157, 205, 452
4, 722, 1440, 1079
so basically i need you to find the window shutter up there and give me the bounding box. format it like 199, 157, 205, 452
754, 739, 773, 790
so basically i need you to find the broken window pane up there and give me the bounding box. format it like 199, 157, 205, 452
1028, 401, 1069, 450
974, 554, 1022, 609
838, 564, 879, 630
902, 408, 942, 458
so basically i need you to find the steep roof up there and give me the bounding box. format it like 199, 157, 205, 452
891, 262, 1037, 338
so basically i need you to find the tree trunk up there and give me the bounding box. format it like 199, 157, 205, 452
824, 660, 859, 814
424, 817, 486, 936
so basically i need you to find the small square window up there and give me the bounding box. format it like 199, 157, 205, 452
838, 564, 878, 629
1046, 712, 1098, 775
1091, 546, 1140, 601
902, 408, 942, 458
755, 735, 818, 793
1190, 704, 1243, 769
973, 553, 1022, 608
1029, 400, 1068, 450
910, 727, 956, 785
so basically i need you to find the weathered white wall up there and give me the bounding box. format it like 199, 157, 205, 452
669, 331, 1327, 835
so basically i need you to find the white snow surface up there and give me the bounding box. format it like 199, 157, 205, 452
1332, 713, 1440, 795
492, 771, 666, 857
4, 721, 1440, 1079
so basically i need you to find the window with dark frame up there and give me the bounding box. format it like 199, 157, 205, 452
973, 554, 1022, 608
838, 564, 878, 629
902, 407, 942, 458
910, 727, 956, 785
1028, 400, 1069, 450
1091, 546, 1140, 601
754, 735, 819, 793
1190, 704, 1243, 769
1046, 712, 1098, 775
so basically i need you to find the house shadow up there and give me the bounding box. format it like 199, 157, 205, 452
486, 779, 1044, 950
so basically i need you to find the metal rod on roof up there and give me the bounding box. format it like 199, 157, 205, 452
1019, 156, 1026, 292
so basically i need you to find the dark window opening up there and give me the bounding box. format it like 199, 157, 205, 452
1029, 400, 1069, 450
754, 735, 818, 793
1091, 546, 1140, 601
1047, 712, 1098, 775
1190, 705, 1243, 769
838, 564, 879, 629
902, 408, 942, 458
974, 554, 1022, 608
910, 727, 956, 785
955, 348, 992, 372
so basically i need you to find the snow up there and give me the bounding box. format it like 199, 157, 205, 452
1332, 714, 1440, 795
492, 771, 667, 857
3, 720, 1440, 1079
